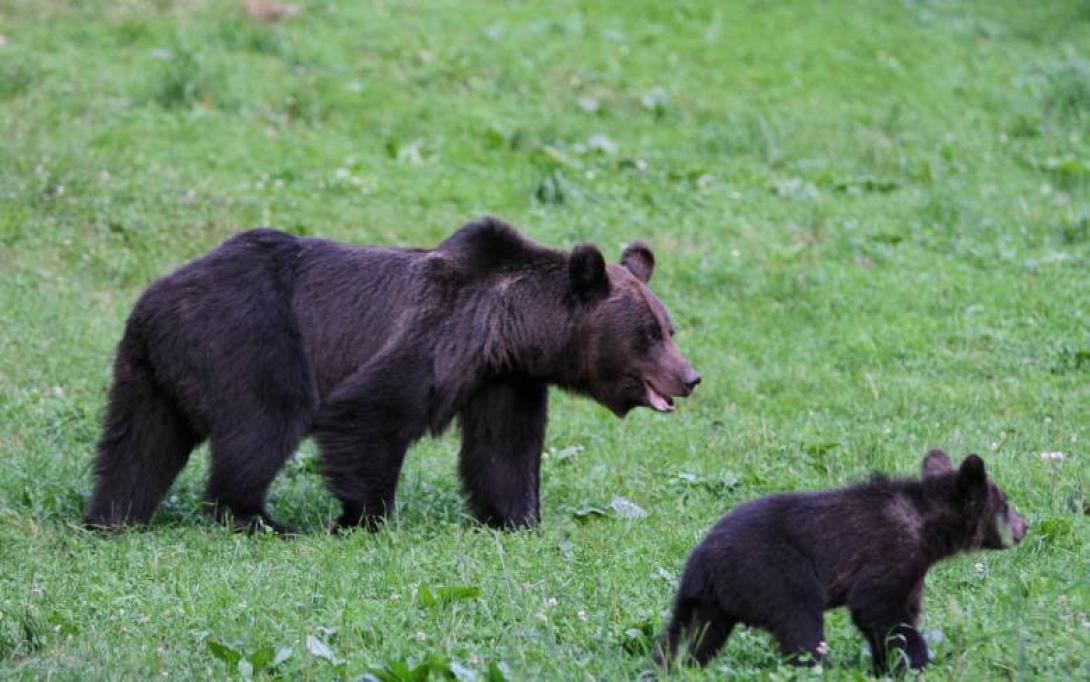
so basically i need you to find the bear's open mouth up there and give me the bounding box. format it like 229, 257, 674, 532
644, 380, 675, 412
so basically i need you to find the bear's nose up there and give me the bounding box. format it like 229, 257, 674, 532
1013, 514, 1028, 541
683, 371, 701, 393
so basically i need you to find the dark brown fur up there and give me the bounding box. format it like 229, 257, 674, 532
656, 450, 1027, 674
84, 217, 699, 532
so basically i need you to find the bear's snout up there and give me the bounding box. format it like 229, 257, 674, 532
680, 368, 701, 396
1009, 510, 1028, 544
661, 345, 700, 398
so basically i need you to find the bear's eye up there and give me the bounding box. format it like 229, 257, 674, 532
645, 325, 662, 344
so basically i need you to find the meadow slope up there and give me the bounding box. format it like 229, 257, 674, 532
0, 1, 1088, 679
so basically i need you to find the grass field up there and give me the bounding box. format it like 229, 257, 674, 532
1, 0, 1089, 678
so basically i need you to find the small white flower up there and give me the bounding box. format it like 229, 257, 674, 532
587, 134, 617, 154
577, 610, 588, 622
545, 597, 559, 609
991, 442, 999, 451
1040, 451, 1065, 462
536, 612, 548, 622
974, 562, 987, 577
414, 631, 427, 642
816, 641, 830, 656
576, 96, 599, 113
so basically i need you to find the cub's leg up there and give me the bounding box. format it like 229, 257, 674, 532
849, 583, 930, 673
656, 596, 737, 667
769, 611, 827, 666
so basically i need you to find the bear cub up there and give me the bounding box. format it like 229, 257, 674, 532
656, 450, 1027, 673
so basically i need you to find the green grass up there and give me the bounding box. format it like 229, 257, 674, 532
1, 0, 1089, 678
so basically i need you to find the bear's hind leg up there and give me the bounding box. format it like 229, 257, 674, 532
205, 413, 309, 533
85, 359, 199, 529
683, 602, 736, 666
770, 611, 827, 666
457, 378, 547, 529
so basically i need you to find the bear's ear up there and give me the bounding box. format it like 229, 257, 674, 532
620, 241, 654, 283
921, 449, 954, 478
569, 244, 610, 300
956, 454, 987, 495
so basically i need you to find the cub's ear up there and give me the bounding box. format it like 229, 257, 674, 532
956, 454, 987, 495
921, 449, 954, 478
569, 243, 609, 299
620, 241, 654, 283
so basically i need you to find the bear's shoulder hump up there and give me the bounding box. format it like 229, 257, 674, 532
437, 217, 555, 272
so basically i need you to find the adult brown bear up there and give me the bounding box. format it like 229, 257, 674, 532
85, 217, 700, 532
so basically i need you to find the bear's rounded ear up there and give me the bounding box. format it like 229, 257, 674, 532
921, 449, 954, 478
569, 244, 609, 299
621, 241, 654, 283
956, 454, 987, 495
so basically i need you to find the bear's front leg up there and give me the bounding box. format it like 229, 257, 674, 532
862, 621, 929, 673
314, 363, 429, 531
457, 378, 547, 529
852, 603, 930, 673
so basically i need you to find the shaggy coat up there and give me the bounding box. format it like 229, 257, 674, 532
85, 217, 699, 531
656, 450, 1027, 673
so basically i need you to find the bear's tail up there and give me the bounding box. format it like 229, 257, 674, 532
84, 329, 197, 529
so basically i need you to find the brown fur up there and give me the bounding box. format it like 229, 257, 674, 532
656, 450, 1027, 673
84, 217, 700, 532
